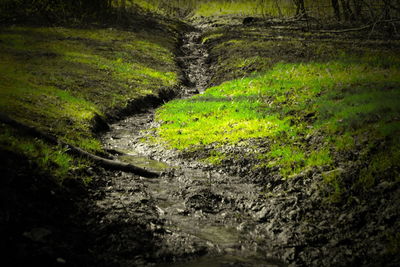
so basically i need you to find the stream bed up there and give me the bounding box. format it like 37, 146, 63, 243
97, 28, 284, 266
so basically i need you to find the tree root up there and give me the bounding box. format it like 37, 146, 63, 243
0, 113, 160, 178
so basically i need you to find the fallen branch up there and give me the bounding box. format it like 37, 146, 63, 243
319, 24, 372, 33
0, 113, 160, 178
317, 19, 400, 34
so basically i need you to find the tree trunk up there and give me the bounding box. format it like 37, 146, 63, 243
383, 0, 392, 20
340, 0, 354, 21
293, 0, 306, 18
352, 0, 363, 20
332, 0, 341, 20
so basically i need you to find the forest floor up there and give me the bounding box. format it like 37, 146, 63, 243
1, 11, 400, 267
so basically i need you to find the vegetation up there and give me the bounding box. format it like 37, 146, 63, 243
125, 0, 400, 23
0, 0, 114, 23
153, 24, 400, 202
156, 56, 399, 153
0, 18, 180, 180
2, 0, 399, 24
0, 124, 91, 181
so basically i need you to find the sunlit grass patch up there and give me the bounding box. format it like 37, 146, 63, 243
126, 0, 165, 15
203, 30, 352, 85
156, 94, 290, 150
0, 26, 178, 102
265, 145, 306, 177
195, 1, 258, 16
63, 51, 176, 87
155, 53, 400, 185
202, 33, 224, 44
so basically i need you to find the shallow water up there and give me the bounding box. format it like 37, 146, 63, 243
119, 154, 171, 172
156, 254, 281, 267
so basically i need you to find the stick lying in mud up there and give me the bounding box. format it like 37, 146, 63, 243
0, 113, 160, 178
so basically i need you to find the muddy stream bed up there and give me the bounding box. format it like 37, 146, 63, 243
95, 28, 284, 266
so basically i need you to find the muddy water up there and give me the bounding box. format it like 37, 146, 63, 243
100, 29, 283, 266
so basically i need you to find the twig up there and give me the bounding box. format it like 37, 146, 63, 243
318, 24, 372, 33
368, 9, 386, 39
316, 19, 400, 34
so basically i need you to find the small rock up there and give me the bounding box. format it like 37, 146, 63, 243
255, 206, 269, 222
23, 228, 52, 242
56, 258, 66, 264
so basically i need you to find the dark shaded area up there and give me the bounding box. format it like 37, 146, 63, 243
0, 149, 95, 266
0, 147, 166, 266
0, 0, 112, 25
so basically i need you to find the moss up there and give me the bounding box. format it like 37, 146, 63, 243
203, 150, 226, 165
322, 168, 345, 203
357, 143, 400, 190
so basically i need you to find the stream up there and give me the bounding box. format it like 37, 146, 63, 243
98, 28, 284, 267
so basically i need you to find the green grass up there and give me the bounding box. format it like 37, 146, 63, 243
195, 1, 260, 17
193, 0, 334, 18
125, 0, 299, 18
0, 24, 179, 181
124, 0, 371, 21
0, 26, 178, 108
154, 51, 400, 200
0, 124, 91, 181
322, 168, 345, 203
126, 0, 166, 14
